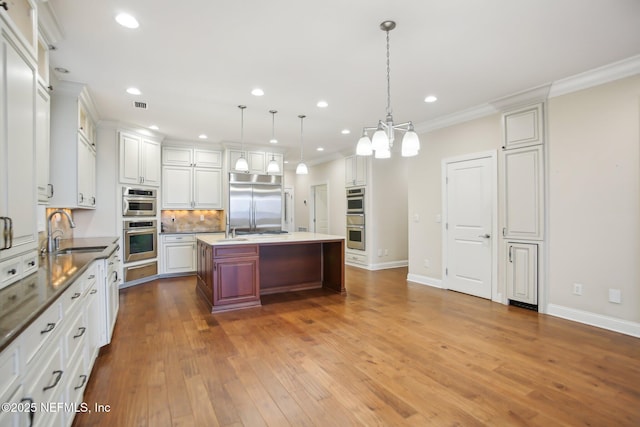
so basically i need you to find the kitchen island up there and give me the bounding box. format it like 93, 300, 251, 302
196, 232, 345, 313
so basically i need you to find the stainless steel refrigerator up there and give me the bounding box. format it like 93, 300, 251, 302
228, 173, 283, 234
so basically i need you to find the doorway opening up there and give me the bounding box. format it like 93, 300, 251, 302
309, 183, 329, 234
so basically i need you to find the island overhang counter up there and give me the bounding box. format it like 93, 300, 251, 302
196, 232, 345, 313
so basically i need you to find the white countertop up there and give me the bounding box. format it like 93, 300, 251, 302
197, 232, 345, 246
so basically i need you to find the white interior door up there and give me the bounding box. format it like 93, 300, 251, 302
311, 184, 329, 234
444, 155, 495, 299
283, 187, 295, 233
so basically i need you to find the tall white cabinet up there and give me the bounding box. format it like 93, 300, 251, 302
0, 13, 38, 272
501, 102, 545, 307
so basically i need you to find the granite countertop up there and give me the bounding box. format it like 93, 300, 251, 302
0, 236, 119, 352
197, 232, 345, 246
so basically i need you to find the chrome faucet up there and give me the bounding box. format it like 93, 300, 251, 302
47, 210, 76, 252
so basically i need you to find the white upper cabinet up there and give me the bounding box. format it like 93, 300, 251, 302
345, 155, 367, 187
49, 82, 98, 208
162, 146, 222, 209
0, 20, 37, 261
0, 0, 37, 58
119, 132, 161, 187
36, 82, 51, 203
227, 149, 281, 175
502, 145, 544, 240
502, 103, 544, 150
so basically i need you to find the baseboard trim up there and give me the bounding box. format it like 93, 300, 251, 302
547, 304, 640, 338
406, 273, 443, 289
369, 260, 408, 271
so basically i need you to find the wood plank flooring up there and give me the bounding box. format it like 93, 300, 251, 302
73, 267, 640, 426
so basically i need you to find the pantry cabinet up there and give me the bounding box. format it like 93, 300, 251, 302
36, 82, 52, 203
119, 132, 161, 186
49, 82, 98, 208
0, 18, 38, 263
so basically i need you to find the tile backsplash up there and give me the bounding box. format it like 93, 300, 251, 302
161, 210, 224, 233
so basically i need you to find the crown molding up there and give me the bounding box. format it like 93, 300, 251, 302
414, 54, 640, 135
38, 1, 64, 45
549, 54, 640, 98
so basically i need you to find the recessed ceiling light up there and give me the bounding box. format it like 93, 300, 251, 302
317, 147, 324, 151
251, 88, 264, 96
198, 134, 208, 139
54, 67, 69, 74
149, 125, 159, 130
126, 87, 141, 95
317, 100, 328, 108
424, 95, 438, 103
341, 129, 351, 135
115, 13, 139, 29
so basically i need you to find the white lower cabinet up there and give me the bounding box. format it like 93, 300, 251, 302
506, 242, 538, 305
161, 234, 196, 274
0, 260, 110, 427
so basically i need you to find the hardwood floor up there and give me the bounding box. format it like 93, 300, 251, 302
73, 267, 640, 426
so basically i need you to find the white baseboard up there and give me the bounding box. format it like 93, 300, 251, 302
547, 304, 640, 338
369, 260, 408, 271
406, 273, 443, 289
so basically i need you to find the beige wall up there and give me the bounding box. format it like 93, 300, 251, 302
407, 114, 501, 280
548, 75, 640, 322
289, 158, 347, 236
408, 74, 640, 325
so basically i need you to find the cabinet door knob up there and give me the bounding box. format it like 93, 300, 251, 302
478, 234, 491, 239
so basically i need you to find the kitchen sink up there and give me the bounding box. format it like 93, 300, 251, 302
55, 246, 108, 255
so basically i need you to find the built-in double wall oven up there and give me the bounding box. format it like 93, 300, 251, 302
122, 187, 158, 282
346, 187, 366, 251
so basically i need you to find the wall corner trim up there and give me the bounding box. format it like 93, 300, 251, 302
407, 274, 442, 288
547, 304, 640, 338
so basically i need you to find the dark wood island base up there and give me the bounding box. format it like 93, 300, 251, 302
196, 233, 345, 313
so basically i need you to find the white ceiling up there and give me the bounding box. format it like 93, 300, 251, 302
46, 0, 640, 165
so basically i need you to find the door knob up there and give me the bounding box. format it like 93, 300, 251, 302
478, 234, 491, 238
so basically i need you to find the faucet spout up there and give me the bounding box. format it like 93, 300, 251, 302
47, 210, 76, 253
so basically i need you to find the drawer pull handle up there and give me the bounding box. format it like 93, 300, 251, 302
41, 323, 55, 334
90, 289, 98, 295
43, 370, 63, 392
73, 327, 86, 339
7, 268, 17, 275
88, 274, 95, 279
8, 293, 17, 300
71, 292, 81, 300
28, 261, 36, 267
74, 375, 88, 390
20, 398, 34, 426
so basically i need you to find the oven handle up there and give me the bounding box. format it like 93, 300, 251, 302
124, 227, 156, 235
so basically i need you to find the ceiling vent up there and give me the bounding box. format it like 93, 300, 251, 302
133, 101, 148, 110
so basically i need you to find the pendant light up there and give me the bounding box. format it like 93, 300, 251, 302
356, 20, 420, 158
234, 105, 249, 171
295, 114, 308, 175
266, 110, 280, 174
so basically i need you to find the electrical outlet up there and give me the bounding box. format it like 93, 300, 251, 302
608, 288, 622, 304
424, 259, 430, 268
200, 214, 204, 221
384, 249, 388, 256
377, 249, 383, 257
573, 283, 583, 296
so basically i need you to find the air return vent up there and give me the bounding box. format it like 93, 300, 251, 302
132, 101, 148, 110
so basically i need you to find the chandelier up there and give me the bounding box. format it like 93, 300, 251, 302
356, 20, 420, 158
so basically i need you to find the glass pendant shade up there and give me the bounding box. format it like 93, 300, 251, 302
296, 162, 308, 175
235, 156, 249, 171
371, 127, 389, 152
267, 157, 280, 173
401, 130, 420, 157
356, 135, 373, 156
374, 146, 391, 159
